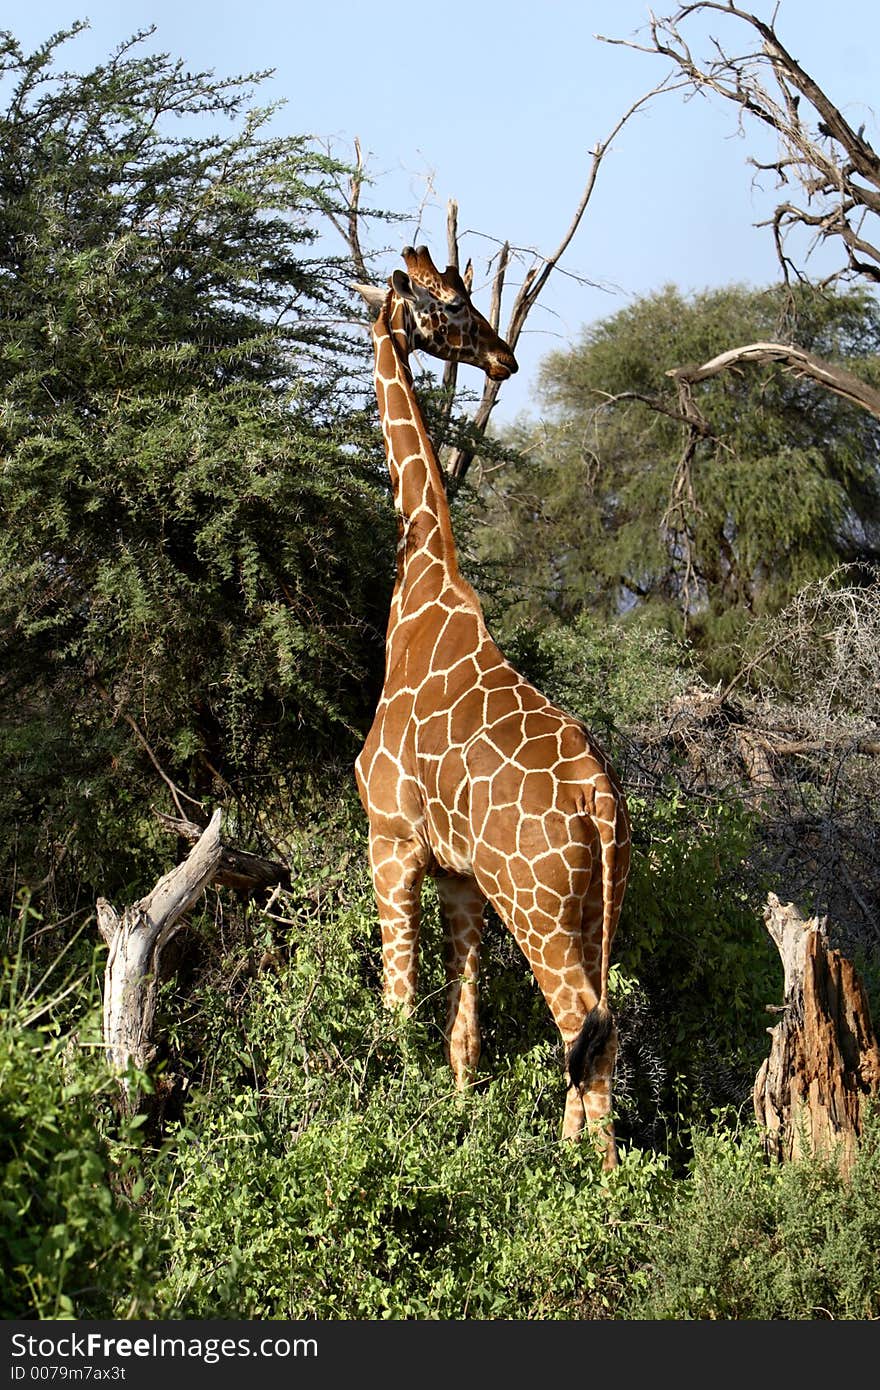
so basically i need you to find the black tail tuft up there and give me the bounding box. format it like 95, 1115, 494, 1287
567, 1005, 613, 1090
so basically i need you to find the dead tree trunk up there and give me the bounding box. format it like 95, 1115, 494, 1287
97, 808, 224, 1109
754, 892, 880, 1175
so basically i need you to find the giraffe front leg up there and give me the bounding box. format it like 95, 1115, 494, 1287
368, 833, 429, 1010
436, 874, 485, 1087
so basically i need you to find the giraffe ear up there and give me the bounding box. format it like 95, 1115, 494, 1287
462, 258, 474, 293
391, 269, 418, 303
352, 282, 387, 314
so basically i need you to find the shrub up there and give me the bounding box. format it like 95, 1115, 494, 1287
627, 1111, 880, 1319
0, 914, 160, 1317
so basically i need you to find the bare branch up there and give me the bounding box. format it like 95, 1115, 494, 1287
346, 136, 370, 285
445, 77, 678, 491
602, 3, 880, 285
154, 811, 290, 893
440, 198, 460, 433
320, 135, 371, 285
666, 340, 880, 420
93, 681, 204, 818
488, 240, 509, 335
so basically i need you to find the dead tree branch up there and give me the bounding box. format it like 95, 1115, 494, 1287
323, 135, 370, 285
98, 809, 223, 1107
92, 681, 204, 820
439, 198, 462, 438
154, 811, 290, 894
601, 3, 880, 285
667, 339, 880, 420
445, 80, 678, 491
338, 83, 678, 493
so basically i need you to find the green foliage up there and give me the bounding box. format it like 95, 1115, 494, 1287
616, 793, 774, 1144
3, 824, 878, 1321
499, 612, 689, 744
0, 25, 392, 904
131, 838, 876, 1320
0, 911, 158, 1318
471, 283, 880, 679
627, 1112, 880, 1319
137, 837, 669, 1320
2, 24, 876, 1330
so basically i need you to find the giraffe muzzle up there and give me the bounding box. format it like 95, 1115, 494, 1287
487, 350, 518, 381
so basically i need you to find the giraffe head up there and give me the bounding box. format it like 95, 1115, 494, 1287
355, 245, 518, 381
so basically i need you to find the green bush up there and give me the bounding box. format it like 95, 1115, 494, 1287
627, 1111, 880, 1319
146, 891, 668, 1319
615, 792, 776, 1147
497, 613, 688, 745
3, 848, 877, 1321
0, 916, 159, 1318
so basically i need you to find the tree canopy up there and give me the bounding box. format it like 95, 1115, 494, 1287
469, 282, 880, 675
0, 26, 393, 901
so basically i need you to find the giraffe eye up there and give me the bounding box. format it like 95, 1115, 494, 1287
446, 296, 465, 312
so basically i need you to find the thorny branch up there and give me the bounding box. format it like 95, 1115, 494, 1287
660, 395, 704, 628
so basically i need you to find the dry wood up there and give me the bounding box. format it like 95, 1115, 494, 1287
342, 80, 675, 494
602, 3, 880, 285
736, 729, 775, 802
154, 811, 290, 893
444, 81, 673, 491
99, 808, 223, 1107
667, 342, 880, 422
753, 893, 880, 1174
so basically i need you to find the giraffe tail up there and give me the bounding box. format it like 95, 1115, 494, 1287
567, 1003, 614, 1090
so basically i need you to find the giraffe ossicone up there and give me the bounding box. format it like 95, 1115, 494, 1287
354, 245, 630, 1168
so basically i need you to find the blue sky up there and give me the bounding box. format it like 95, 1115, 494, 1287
7, 1, 880, 419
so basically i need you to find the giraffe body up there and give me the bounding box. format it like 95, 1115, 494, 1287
354, 247, 630, 1166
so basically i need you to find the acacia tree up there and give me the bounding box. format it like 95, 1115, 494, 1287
468, 282, 880, 672
0, 25, 392, 904
595, 4, 880, 560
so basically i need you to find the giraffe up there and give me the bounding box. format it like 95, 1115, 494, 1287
353, 246, 631, 1167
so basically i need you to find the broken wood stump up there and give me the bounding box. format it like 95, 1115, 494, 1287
97, 809, 225, 1108
97, 809, 290, 1111
154, 810, 291, 894
753, 892, 880, 1175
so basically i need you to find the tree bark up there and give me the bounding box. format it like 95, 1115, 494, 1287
97, 808, 223, 1109
754, 892, 880, 1174
667, 342, 880, 422
154, 811, 290, 893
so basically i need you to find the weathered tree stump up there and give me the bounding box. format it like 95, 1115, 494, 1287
753, 892, 880, 1174
98, 811, 291, 1112
97, 808, 225, 1108
98, 808, 291, 1112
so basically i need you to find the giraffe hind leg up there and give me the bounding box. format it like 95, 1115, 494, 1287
496, 891, 619, 1167
368, 832, 429, 1010
436, 873, 485, 1087
565, 1014, 619, 1169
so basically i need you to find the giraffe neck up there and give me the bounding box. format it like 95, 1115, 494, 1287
372, 297, 460, 586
